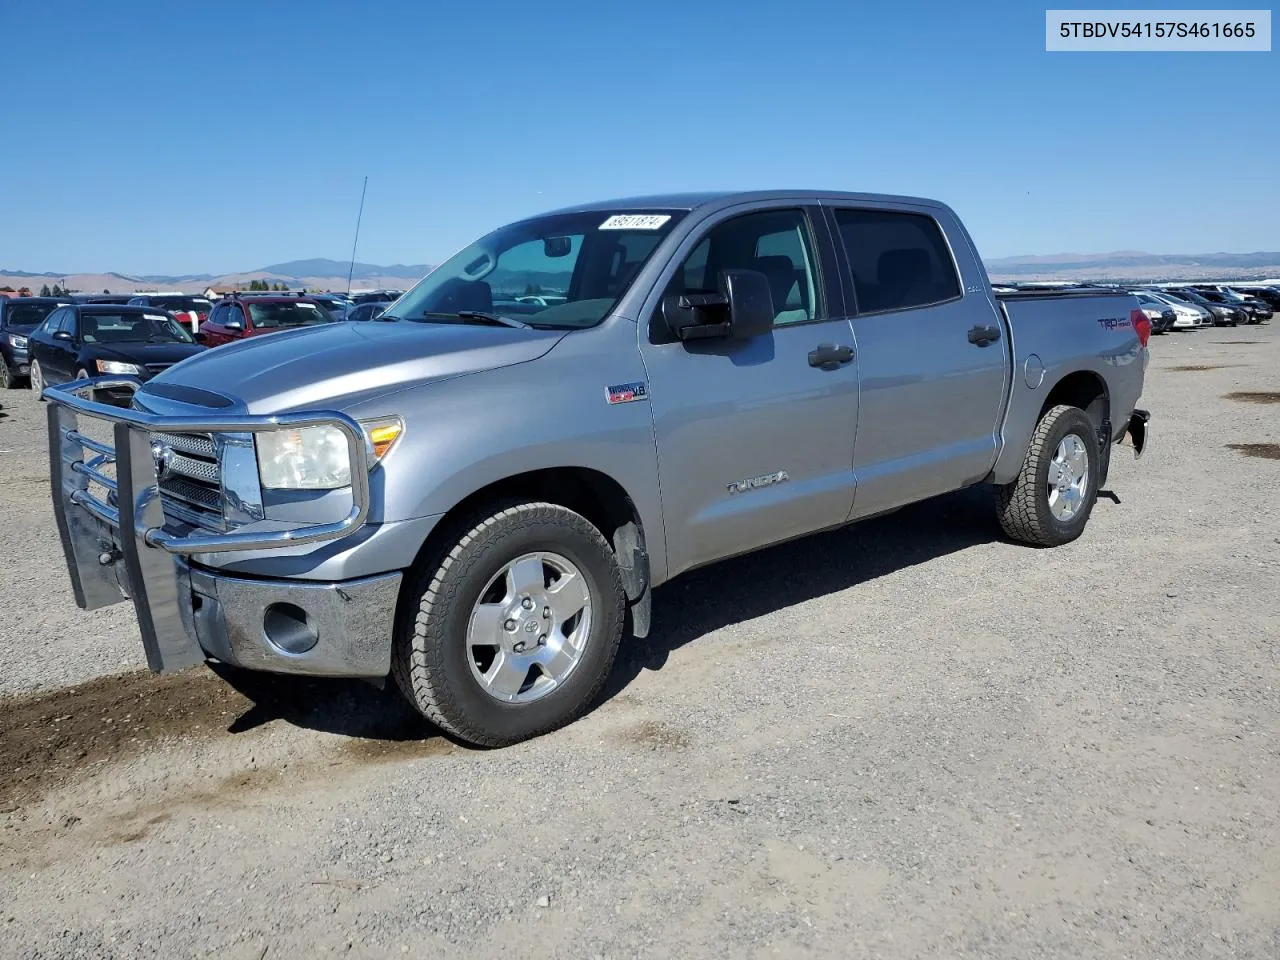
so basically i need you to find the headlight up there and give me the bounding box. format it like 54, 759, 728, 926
7, 334, 27, 349
96, 360, 143, 375
256, 425, 353, 490
254, 417, 402, 490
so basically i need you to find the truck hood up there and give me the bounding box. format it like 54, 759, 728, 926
142, 320, 567, 414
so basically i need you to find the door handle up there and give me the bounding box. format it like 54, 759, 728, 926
808, 343, 855, 368
967, 324, 1001, 346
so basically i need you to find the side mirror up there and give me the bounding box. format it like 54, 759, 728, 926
224, 320, 243, 332
719, 268, 775, 340
661, 268, 774, 341
54, 330, 74, 342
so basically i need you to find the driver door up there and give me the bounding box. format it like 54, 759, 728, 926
638, 205, 859, 577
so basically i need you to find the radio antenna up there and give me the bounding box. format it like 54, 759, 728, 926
346, 176, 368, 296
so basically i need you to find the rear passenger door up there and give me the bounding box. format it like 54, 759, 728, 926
639, 204, 859, 576
827, 205, 1009, 518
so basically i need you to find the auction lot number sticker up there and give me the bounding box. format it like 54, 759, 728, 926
1046, 9, 1271, 49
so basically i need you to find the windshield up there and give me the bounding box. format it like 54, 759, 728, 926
248, 301, 333, 328
5, 302, 59, 329
83, 312, 195, 344
383, 209, 687, 329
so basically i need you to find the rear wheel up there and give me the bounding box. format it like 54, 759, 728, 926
392, 501, 625, 746
996, 405, 1099, 547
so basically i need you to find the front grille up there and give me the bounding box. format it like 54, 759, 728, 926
151, 431, 224, 531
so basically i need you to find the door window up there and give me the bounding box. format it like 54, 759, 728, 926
831, 208, 961, 314
665, 209, 821, 328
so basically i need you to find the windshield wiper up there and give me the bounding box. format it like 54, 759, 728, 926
455, 310, 529, 329
411, 310, 529, 330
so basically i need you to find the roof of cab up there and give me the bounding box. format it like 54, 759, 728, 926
542, 189, 942, 216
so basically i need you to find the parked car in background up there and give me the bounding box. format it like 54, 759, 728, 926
1166, 288, 1244, 326
1140, 290, 1208, 329
344, 300, 392, 321
68, 293, 136, 305
127, 294, 214, 333
1233, 285, 1280, 311
195, 295, 337, 347
1132, 293, 1177, 334
1215, 288, 1272, 323
0, 296, 67, 388
351, 289, 404, 304
28, 304, 205, 405
309, 293, 354, 320
1188, 287, 1269, 324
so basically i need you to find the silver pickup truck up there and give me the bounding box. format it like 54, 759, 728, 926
44, 190, 1151, 746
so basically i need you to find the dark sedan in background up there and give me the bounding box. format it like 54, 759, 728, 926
28, 304, 205, 405
1166, 288, 1246, 326
0, 296, 67, 389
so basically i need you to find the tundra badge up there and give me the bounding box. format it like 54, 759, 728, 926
727, 470, 789, 495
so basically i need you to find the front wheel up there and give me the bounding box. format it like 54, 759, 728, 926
29, 359, 45, 400
392, 501, 625, 746
0, 362, 15, 389
996, 405, 1099, 547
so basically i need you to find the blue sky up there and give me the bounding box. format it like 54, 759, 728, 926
1, 0, 1275, 274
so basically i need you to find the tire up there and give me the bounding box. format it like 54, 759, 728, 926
29, 359, 45, 400
75, 368, 90, 381
0, 362, 15, 390
392, 500, 625, 746
996, 404, 1100, 547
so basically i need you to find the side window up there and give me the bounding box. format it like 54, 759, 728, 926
666, 208, 820, 326
832, 208, 961, 314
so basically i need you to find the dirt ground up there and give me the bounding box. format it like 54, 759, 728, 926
1, 324, 1278, 959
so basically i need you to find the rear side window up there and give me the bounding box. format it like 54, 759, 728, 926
832, 208, 961, 314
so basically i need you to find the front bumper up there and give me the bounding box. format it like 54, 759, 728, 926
44, 375, 391, 676
184, 563, 400, 676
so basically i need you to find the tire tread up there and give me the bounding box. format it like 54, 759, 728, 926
996, 404, 1092, 547
391, 500, 623, 747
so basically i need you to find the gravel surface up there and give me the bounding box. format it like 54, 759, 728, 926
1, 324, 1278, 958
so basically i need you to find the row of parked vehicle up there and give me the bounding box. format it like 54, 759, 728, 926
0, 289, 405, 395
1137, 284, 1276, 332
990, 282, 1277, 334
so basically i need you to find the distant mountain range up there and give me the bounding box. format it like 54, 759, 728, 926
984, 250, 1280, 281
0, 259, 436, 295
3, 250, 1278, 294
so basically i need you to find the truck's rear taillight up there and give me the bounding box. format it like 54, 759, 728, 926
1129, 308, 1151, 346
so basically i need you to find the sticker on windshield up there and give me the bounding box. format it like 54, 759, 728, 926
599, 214, 671, 231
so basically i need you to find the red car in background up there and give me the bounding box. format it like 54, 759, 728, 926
195, 294, 336, 347
127, 294, 213, 334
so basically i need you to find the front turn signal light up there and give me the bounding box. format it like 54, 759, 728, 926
361, 416, 404, 464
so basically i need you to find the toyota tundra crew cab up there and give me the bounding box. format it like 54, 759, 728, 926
43, 191, 1151, 746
